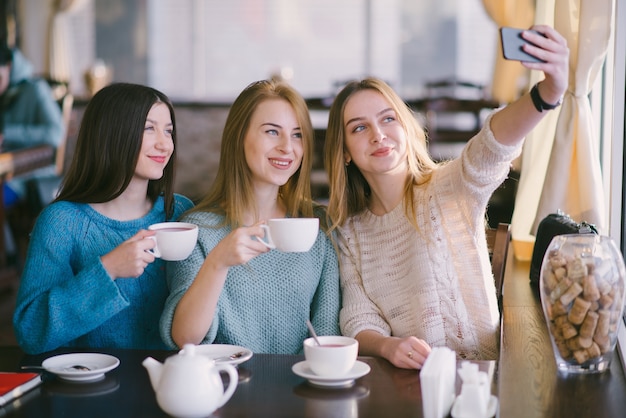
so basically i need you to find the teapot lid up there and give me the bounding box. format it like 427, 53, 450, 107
168, 344, 213, 366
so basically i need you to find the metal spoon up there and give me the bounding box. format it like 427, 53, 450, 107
214, 351, 247, 363
306, 320, 321, 346
21, 364, 91, 372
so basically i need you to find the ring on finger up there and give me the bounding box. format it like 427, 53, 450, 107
407, 351, 413, 359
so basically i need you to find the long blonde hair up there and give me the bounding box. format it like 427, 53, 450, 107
188, 80, 315, 227
324, 77, 438, 232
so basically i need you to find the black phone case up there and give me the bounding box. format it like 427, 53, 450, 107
500, 27, 545, 63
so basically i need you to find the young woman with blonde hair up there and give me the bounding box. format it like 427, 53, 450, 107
324, 26, 569, 368
161, 80, 340, 353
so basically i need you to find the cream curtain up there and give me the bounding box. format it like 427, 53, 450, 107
511, 0, 613, 257
46, 0, 85, 81
482, 0, 535, 104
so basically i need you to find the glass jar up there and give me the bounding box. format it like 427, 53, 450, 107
539, 234, 626, 373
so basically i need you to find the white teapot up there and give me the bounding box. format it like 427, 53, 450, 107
143, 344, 238, 418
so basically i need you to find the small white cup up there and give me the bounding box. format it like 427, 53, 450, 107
147, 222, 198, 261
303, 336, 359, 378
257, 218, 319, 252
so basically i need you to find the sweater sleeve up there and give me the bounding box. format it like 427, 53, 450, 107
12, 205, 130, 354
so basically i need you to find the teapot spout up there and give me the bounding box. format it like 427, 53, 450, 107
142, 357, 163, 390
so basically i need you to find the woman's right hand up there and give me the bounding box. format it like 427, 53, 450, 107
380, 335, 432, 370
208, 222, 271, 269
101, 230, 157, 279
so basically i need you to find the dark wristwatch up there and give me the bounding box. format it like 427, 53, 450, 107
530, 83, 562, 112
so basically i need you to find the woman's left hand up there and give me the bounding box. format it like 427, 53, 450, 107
521, 25, 569, 104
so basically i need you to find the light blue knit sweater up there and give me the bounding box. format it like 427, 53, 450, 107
160, 211, 341, 354
13, 194, 194, 354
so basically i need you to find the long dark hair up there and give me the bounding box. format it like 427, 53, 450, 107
55, 82, 178, 219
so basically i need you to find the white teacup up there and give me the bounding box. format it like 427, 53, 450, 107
257, 218, 319, 252
147, 222, 198, 261
303, 336, 359, 378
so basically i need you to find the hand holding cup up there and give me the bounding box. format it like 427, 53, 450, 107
147, 222, 198, 261
257, 218, 319, 252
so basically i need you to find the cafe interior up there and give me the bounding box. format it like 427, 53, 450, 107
0, 0, 625, 417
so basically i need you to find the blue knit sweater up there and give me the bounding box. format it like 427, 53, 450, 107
160, 211, 341, 354
13, 194, 194, 354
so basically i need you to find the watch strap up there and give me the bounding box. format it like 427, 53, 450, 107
530, 83, 562, 112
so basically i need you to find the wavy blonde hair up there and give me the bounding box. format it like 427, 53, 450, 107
324, 77, 438, 232
188, 79, 315, 228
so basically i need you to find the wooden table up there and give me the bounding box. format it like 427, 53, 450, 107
0, 346, 495, 418
0, 247, 624, 417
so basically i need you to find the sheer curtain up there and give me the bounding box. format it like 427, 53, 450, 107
46, 0, 86, 81
510, 0, 614, 258
481, 0, 535, 104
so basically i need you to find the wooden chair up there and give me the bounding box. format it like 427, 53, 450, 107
486, 222, 511, 310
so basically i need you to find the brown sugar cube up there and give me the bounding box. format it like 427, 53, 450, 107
578, 336, 593, 349
552, 300, 569, 317
544, 270, 559, 290
549, 252, 567, 269
579, 310, 599, 339
554, 315, 570, 327
566, 337, 582, 351
565, 297, 589, 324
598, 294, 614, 309
550, 278, 573, 303
586, 263, 595, 275
559, 282, 583, 306
582, 275, 601, 301
587, 342, 602, 358
594, 310, 611, 337
593, 334, 611, 353
553, 266, 567, 281
560, 321, 579, 340
556, 339, 571, 358
566, 258, 588, 281
573, 349, 590, 364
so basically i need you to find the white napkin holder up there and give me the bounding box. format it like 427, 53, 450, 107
420, 346, 457, 418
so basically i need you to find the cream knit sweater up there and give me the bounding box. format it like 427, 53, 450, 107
338, 113, 522, 360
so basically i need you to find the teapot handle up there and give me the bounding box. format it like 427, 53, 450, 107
215, 363, 238, 407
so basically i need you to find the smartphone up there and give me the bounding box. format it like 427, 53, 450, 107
500, 27, 545, 63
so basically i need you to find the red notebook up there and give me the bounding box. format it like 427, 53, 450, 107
0, 372, 43, 407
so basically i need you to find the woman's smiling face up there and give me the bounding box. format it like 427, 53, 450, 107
343, 89, 408, 178
243, 98, 304, 190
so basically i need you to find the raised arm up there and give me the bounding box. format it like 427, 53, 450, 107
490, 25, 569, 146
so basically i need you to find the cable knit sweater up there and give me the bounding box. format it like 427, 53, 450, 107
338, 113, 522, 360
13, 194, 194, 354
160, 211, 341, 354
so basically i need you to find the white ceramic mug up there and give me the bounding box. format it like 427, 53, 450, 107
147, 222, 198, 261
257, 218, 319, 252
303, 336, 359, 378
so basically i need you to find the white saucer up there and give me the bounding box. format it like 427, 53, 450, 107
180, 344, 253, 366
42, 353, 120, 383
450, 395, 498, 418
292, 360, 370, 388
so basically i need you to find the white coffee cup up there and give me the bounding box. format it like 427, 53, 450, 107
303, 336, 359, 378
147, 222, 198, 261
257, 218, 319, 252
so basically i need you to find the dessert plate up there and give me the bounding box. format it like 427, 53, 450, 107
181, 344, 253, 366
292, 360, 370, 388
42, 353, 120, 383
